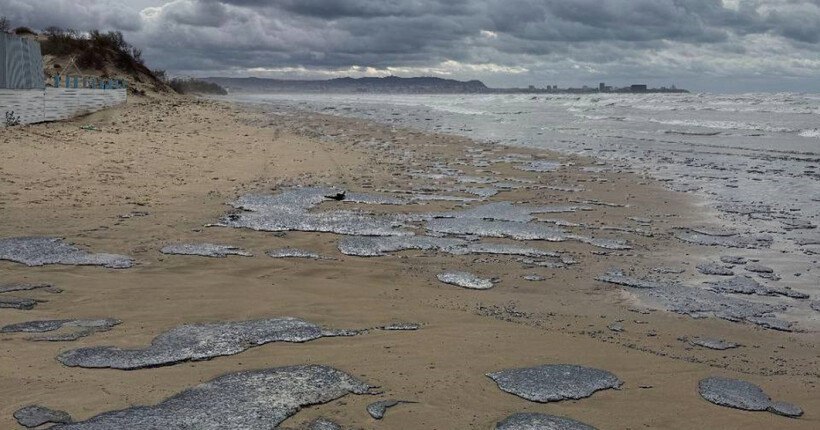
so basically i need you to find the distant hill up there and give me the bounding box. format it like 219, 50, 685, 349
202, 76, 489, 94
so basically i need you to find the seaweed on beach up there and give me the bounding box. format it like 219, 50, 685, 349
49, 365, 373, 429
57, 317, 361, 370
0, 237, 133, 268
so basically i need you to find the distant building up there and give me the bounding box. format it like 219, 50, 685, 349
599, 82, 606, 92
630, 84, 648, 92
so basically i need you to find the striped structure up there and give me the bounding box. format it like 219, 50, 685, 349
0, 33, 45, 89
1, 88, 127, 125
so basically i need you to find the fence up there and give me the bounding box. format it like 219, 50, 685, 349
1, 88, 127, 126
0, 33, 45, 89
1, 33, 128, 125
52, 75, 127, 90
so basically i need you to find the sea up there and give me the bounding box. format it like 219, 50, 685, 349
230, 92, 820, 323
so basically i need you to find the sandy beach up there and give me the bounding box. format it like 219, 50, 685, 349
1, 96, 817, 429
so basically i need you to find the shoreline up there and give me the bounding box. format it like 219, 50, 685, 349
230, 93, 818, 324
0, 96, 817, 429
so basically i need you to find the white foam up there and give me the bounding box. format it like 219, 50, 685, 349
798, 128, 820, 138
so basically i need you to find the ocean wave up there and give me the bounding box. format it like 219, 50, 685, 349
664, 130, 722, 136
799, 129, 820, 138
647, 118, 792, 133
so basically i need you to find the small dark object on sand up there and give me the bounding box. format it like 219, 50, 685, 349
326, 191, 346, 201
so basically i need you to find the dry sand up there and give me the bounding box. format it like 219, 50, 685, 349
0, 96, 817, 429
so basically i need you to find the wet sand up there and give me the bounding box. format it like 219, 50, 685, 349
0, 96, 817, 429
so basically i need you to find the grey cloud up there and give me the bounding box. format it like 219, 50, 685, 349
0, 0, 143, 31
163, 1, 232, 27
1, 0, 820, 90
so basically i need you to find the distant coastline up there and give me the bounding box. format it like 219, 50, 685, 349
203, 75, 688, 95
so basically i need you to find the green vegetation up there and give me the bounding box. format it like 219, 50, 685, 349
40, 28, 146, 73
168, 78, 228, 95
5, 111, 21, 127
13, 27, 36, 36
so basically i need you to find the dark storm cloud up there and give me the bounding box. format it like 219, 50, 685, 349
488, 0, 729, 43
2, 0, 820, 89
0, 0, 143, 32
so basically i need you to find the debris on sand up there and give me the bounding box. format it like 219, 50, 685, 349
487, 364, 622, 403
696, 262, 734, 276
597, 269, 795, 331
14, 405, 72, 428
379, 322, 421, 331
515, 160, 562, 172
0, 283, 62, 294
673, 228, 772, 249
341, 192, 406, 205
427, 218, 567, 241
689, 337, 740, 350
266, 248, 330, 259
745, 263, 773, 274
1, 319, 121, 341
720, 256, 747, 265
744, 316, 794, 332
57, 317, 360, 370
704, 276, 807, 299
0, 297, 39, 310
366, 400, 417, 420
495, 413, 597, 430
338, 235, 565, 262
338, 236, 465, 257
305, 418, 343, 430
217, 187, 409, 236
699, 377, 802, 418
425, 217, 631, 250
607, 322, 625, 332
595, 271, 663, 289
437, 271, 495, 290
49, 365, 373, 429
0, 237, 133, 269
431, 201, 589, 223
160, 243, 252, 258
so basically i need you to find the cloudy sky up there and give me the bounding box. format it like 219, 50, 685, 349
3, 0, 820, 92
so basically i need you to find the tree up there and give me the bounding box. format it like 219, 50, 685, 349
0, 16, 10, 33
153, 69, 167, 82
